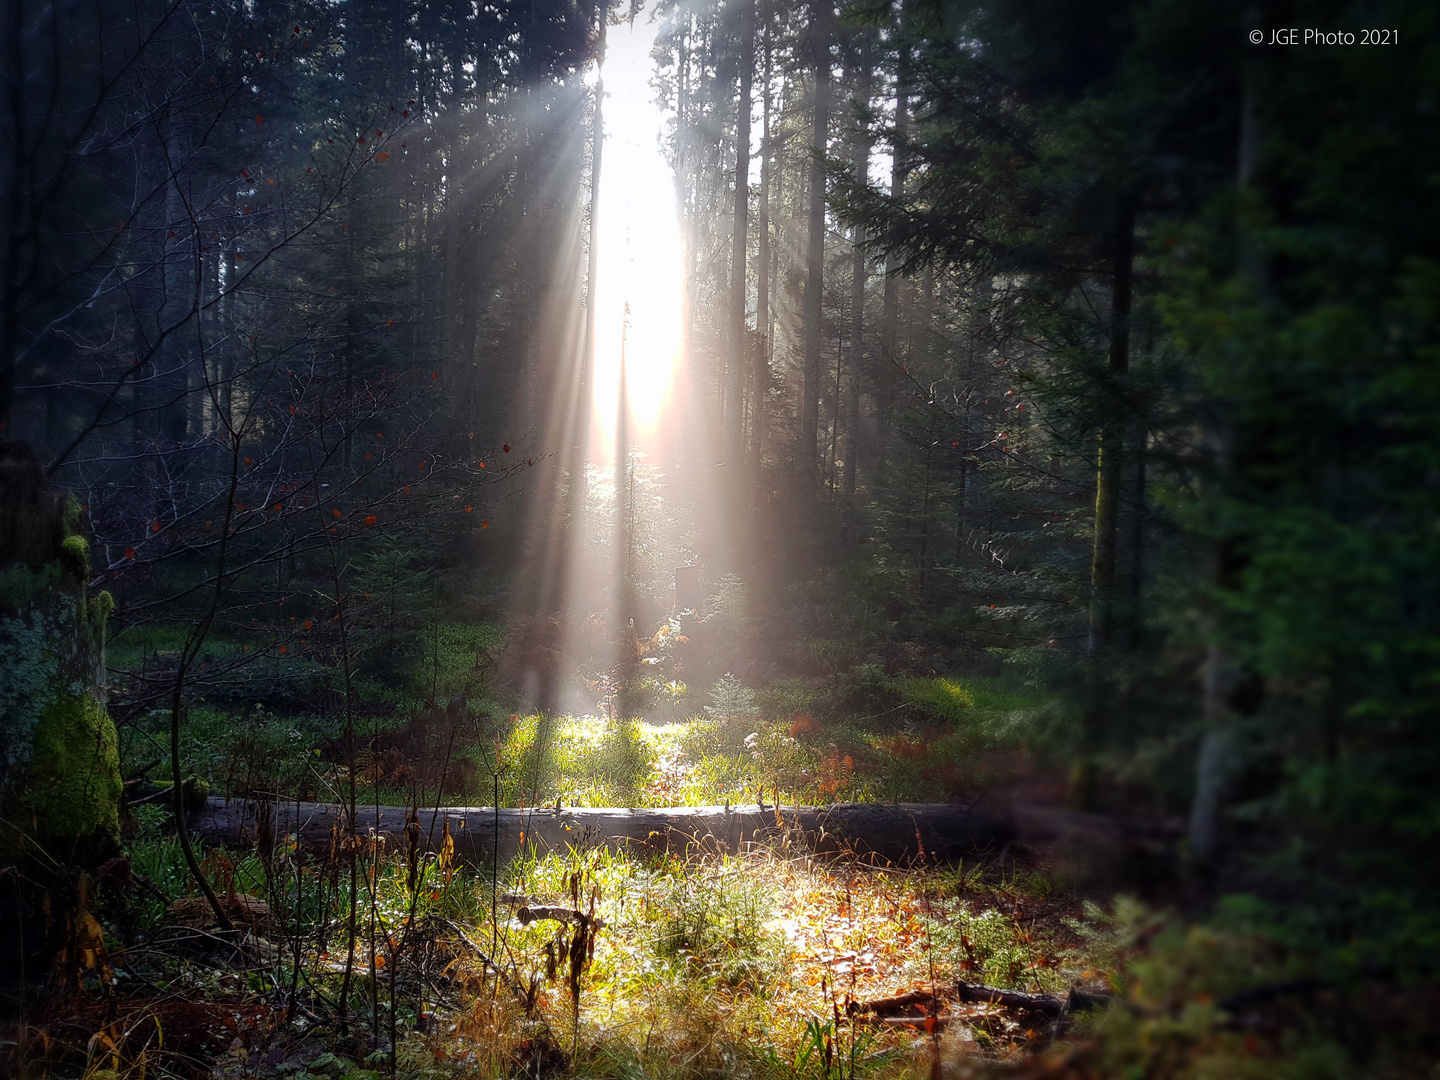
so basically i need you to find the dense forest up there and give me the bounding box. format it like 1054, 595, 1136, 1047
2, 0, 1437, 1074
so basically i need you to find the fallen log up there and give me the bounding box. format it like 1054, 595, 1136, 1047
189, 797, 1011, 867
954, 980, 1112, 1018
848, 989, 938, 1016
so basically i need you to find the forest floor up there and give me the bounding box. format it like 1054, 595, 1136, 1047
25, 619, 1433, 1078
18, 611, 1126, 1079
16, 812, 1119, 1079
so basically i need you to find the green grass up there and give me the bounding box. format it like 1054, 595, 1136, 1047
117, 618, 1054, 810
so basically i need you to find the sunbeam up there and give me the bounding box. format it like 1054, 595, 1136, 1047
589, 16, 685, 462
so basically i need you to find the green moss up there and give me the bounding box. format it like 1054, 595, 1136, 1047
87, 589, 115, 626
60, 533, 89, 580
22, 690, 122, 860
149, 774, 211, 816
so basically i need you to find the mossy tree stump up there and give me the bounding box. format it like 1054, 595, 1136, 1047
0, 439, 122, 867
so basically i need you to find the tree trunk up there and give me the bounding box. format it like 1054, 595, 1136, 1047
191, 797, 1010, 868
800, 0, 831, 484
877, 21, 909, 466
1087, 198, 1134, 656
1189, 64, 1265, 865
574, 12, 605, 571
728, 0, 754, 471
843, 47, 872, 546
751, 5, 773, 476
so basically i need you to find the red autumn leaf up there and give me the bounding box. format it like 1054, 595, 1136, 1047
431, 371, 438, 379
375, 432, 383, 438
278, 645, 287, 654
124, 547, 136, 560
236, 503, 245, 509
244, 457, 252, 464
304, 620, 313, 629
479, 462, 486, 469
481, 521, 488, 528
240, 169, 250, 179
151, 520, 161, 532
256, 115, 263, 124
465, 506, 473, 512
364, 515, 377, 525
376, 153, 389, 160
332, 509, 341, 518
503, 444, 510, 453
274, 503, 282, 512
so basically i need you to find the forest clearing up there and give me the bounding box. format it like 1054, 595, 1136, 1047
2, 0, 1438, 1075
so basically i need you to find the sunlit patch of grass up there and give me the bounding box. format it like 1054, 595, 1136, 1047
166, 671, 1054, 811
896, 676, 976, 722
467, 846, 1065, 1077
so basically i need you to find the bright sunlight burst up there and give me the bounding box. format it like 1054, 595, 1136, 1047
588, 16, 684, 462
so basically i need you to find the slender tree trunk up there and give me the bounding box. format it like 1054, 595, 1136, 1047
1125, 427, 1146, 651
843, 48, 872, 546
615, 316, 633, 638
728, 0, 754, 470
1072, 199, 1135, 809
678, 14, 698, 437
751, 7, 773, 477
800, 0, 831, 486
877, 20, 909, 466
1087, 199, 1134, 655
574, 13, 605, 560
0, 0, 26, 434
